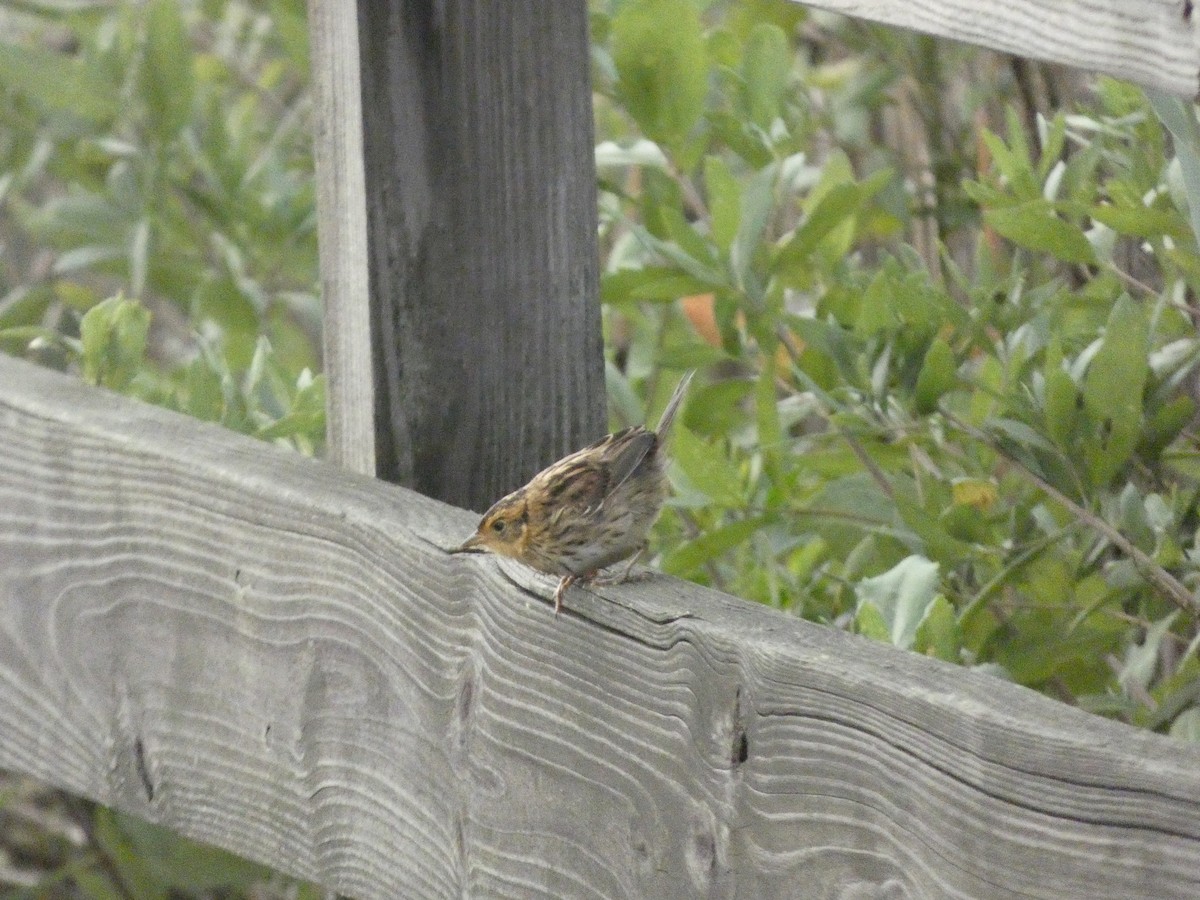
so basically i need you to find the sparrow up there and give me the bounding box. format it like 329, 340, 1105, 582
453, 372, 694, 614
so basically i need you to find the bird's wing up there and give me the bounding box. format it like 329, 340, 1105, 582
600, 427, 657, 500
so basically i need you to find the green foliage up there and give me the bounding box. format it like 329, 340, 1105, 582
592, 1, 1200, 743
79, 808, 271, 899
611, 0, 707, 153
0, 0, 321, 454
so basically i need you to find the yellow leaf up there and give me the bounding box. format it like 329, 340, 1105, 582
951, 478, 998, 510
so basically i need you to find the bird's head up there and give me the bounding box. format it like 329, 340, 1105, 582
453, 492, 529, 557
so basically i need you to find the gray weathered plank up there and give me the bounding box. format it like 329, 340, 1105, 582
1, 355, 1199, 899
307, 0, 376, 476
799, 0, 1200, 98
356, 0, 605, 510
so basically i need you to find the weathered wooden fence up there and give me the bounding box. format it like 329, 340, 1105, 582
4, 0, 1200, 898
3, 355, 1200, 898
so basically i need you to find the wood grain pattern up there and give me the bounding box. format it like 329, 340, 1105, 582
306, 0, 376, 476
356, 0, 605, 510
798, 0, 1200, 98
2, 355, 1200, 899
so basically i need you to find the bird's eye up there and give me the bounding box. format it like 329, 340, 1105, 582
492, 520, 506, 533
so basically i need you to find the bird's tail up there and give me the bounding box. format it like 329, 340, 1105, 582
655, 370, 695, 439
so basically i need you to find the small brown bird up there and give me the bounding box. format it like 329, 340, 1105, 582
453, 372, 694, 614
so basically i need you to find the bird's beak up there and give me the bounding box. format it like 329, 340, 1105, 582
451, 532, 484, 553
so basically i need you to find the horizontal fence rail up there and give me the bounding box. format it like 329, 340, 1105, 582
798, 0, 1200, 97
1, 355, 1200, 898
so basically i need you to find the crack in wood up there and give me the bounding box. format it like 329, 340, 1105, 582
133, 737, 153, 802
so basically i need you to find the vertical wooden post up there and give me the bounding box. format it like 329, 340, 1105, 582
307, 0, 377, 476
356, 0, 605, 511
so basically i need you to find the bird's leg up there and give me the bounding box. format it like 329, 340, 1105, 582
593, 543, 648, 587
615, 544, 647, 583
554, 574, 576, 617
554, 570, 602, 616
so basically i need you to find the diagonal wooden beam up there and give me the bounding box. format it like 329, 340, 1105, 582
798, 0, 1200, 98
1, 355, 1199, 898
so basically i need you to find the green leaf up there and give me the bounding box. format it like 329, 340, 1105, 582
631, 226, 724, 287
53, 245, 125, 274
657, 343, 732, 369
984, 417, 1059, 455
659, 203, 723, 273
913, 337, 957, 414
664, 516, 766, 575
983, 200, 1095, 263
270, 0, 311, 74
854, 599, 891, 642
774, 168, 892, 269
1169, 708, 1200, 743
93, 808, 169, 899
741, 23, 790, 128
704, 155, 741, 253
731, 163, 776, 288
681, 377, 755, 435
257, 373, 326, 442
980, 126, 1038, 200
0, 41, 116, 121
143, 0, 195, 142
612, 0, 707, 151
1147, 91, 1200, 252
1083, 295, 1147, 438
112, 810, 271, 891
193, 275, 261, 336
776, 182, 859, 266
1141, 394, 1195, 457
755, 357, 783, 460
595, 138, 669, 169
854, 555, 941, 650
80, 295, 151, 391
1036, 114, 1068, 183
601, 267, 713, 305
36, 193, 128, 244
1118, 612, 1179, 694
912, 595, 962, 663
993, 607, 1122, 690
74, 868, 133, 900
670, 425, 745, 508
1089, 203, 1188, 240
0, 286, 54, 330
1043, 366, 1078, 448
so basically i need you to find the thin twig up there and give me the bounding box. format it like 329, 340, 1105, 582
776, 326, 896, 499
941, 408, 1200, 618
1103, 261, 1200, 327
1103, 261, 1158, 298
